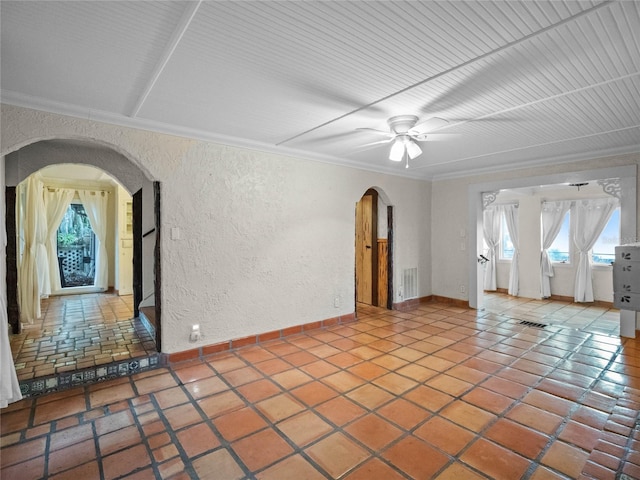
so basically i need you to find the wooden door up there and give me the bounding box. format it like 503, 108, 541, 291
355, 192, 377, 305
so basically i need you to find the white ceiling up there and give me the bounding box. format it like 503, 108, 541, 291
38, 163, 120, 189
2, 1, 639, 180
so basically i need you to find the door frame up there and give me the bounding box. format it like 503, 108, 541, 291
468, 165, 637, 312
133, 189, 143, 319
355, 188, 394, 310
386, 204, 394, 310
153, 181, 162, 352
5, 186, 19, 333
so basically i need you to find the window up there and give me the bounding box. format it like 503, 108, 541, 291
592, 207, 620, 265
548, 210, 571, 263
499, 212, 514, 260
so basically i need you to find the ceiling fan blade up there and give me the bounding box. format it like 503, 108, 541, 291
412, 133, 460, 142
350, 137, 394, 154
356, 127, 394, 138
410, 117, 449, 134
360, 138, 394, 148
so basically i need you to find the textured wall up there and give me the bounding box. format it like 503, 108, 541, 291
1, 105, 432, 354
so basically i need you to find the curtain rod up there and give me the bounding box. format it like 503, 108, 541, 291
45, 187, 109, 194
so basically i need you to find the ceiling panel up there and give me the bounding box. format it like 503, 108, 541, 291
1, 1, 187, 113
1, 0, 638, 179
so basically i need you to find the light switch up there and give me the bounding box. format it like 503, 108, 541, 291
171, 227, 181, 240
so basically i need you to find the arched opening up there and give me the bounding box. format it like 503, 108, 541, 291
355, 187, 393, 314
3, 138, 162, 396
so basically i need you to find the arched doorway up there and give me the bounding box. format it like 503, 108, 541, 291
355, 187, 393, 310
3, 138, 162, 394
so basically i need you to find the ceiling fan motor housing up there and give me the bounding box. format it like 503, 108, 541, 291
387, 115, 419, 134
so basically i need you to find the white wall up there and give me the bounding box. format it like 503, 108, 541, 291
431, 155, 639, 304
1, 105, 432, 354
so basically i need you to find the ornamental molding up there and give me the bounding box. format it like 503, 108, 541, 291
482, 191, 500, 208
597, 178, 621, 199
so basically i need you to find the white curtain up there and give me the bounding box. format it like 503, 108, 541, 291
79, 190, 109, 290
540, 201, 571, 298
18, 176, 47, 322
1, 220, 23, 407
1, 295, 23, 407
502, 204, 519, 296
44, 188, 75, 294
34, 185, 49, 299
573, 197, 618, 302
483, 206, 501, 290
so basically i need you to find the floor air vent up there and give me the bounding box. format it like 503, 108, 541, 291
519, 320, 548, 329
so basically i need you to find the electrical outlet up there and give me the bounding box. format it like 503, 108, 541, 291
459, 284, 466, 293
189, 324, 201, 342
334, 296, 341, 308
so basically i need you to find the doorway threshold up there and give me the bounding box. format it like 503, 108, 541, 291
18, 353, 165, 399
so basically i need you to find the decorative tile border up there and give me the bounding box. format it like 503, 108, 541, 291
19, 353, 165, 398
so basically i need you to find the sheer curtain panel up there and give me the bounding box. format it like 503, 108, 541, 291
79, 190, 109, 290
44, 188, 75, 294
502, 204, 520, 296
34, 184, 48, 298
573, 198, 618, 302
483, 206, 500, 291
540, 201, 571, 298
18, 176, 47, 322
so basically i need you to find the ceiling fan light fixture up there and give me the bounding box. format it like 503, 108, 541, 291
406, 140, 422, 159
389, 139, 405, 162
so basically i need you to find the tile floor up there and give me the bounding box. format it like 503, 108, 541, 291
2, 298, 639, 479
482, 293, 620, 337
9, 293, 157, 382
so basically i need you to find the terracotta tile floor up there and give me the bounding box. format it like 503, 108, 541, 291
2, 298, 640, 479
9, 293, 157, 381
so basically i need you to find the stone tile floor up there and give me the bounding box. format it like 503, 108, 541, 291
2, 296, 639, 479
482, 293, 620, 337
9, 293, 157, 382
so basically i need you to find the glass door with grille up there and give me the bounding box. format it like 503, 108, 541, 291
56, 203, 96, 288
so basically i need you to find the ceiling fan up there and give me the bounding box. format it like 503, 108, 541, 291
357, 115, 450, 167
